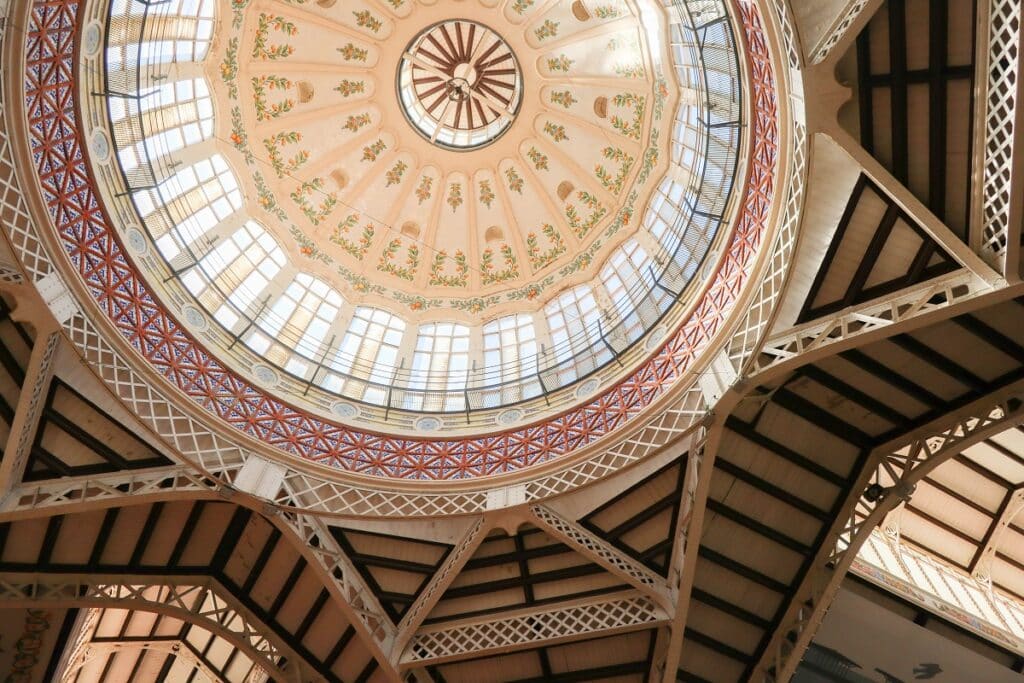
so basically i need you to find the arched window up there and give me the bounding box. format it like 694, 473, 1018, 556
482, 314, 541, 405
324, 307, 406, 404
544, 284, 609, 384
176, 221, 285, 330
245, 274, 344, 379
406, 323, 471, 411
483, 314, 538, 382
601, 239, 670, 343
146, 155, 243, 260
107, 0, 216, 69
116, 78, 214, 173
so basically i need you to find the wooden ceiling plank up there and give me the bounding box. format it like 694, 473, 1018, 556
823, 128, 1001, 285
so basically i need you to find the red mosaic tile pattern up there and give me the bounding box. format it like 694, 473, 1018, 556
22, 0, 777, 479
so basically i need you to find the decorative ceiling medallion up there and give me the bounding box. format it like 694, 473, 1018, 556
398, 20, 522, 150
182, 305, 208, 331
331, 401, 359, 419
89, 129, 110, 162
125, 228, 148, 255
252, 364, 279, 385
414, 416, 443, 432
497, 408, 524, 425
574, 378, 600, 399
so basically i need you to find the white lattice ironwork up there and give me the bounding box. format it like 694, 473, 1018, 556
530, 504, 671, 607
808, 0, 876, 65
855, 528, 1024, 655
751, 270, 996, 375
401, 591, 668, 666
975, 0, 1023, 274
753, 382, 1024, 682
272, 385, 709, 518
0, 330, 59, 497
769, 0, 804, 70
1, 466, 221, 513
276, 511, 396, 658
726, 116, 807, 374
393, 517, 489, 661
726, 0, 808, 377
0, 575, 290, 680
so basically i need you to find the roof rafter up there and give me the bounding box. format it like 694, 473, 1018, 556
0, 573, 296, 681
0, 329, 59, 501
751, 376, 1024, 681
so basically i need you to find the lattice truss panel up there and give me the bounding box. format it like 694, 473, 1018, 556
977, 0, 1023, 270
755, 383, 1024, 681
808, 0, 875, 65
530, 504, 670, 603
402, 593, 668, 666
752, 270, 992, 374
277, 510, 396, 655
0, 576, 286, 680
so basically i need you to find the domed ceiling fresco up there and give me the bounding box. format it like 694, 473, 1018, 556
15, 0, 782, 480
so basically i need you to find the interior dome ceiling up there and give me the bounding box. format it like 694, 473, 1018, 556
93, 0, 743, 423
15, 0, 779, 480
205, 0, 679, 313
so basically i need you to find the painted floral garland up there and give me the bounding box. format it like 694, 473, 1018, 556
21, 0, 777, 480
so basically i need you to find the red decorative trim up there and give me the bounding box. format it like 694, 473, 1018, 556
22, 0, 777, 479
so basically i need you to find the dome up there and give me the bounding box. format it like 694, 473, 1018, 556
19, 0, 775, 481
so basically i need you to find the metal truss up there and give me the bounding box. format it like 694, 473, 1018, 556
0, 465, 223, 514
530, 504, 671, 609
67, 639, 234, 683
401, 591, 668, 667
274, 509, 398, 676
0, 574, 294, 681
752, 379, 1024, 682
972, 0, 1023, 277
0, 329, 59, 498
972, 486, 1024, 582
649, 424, 718, 683
831, 129, 1004, 286
806, 0, 882, 65
751, 270, 1015, 376
392, 517, 489, 663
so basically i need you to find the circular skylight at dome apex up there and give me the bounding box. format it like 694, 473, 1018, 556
398, 20, 523, 150
87, 0, 747, 426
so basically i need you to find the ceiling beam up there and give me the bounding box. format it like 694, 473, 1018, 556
70, 639, 233, 683
753, 270, 1021, 378
0, 573, 298, 682
970, 0, 1024, 279
275, 510, 400, 680
0, 465, 221, 516
529, 504, 672, 610
970, 486, 1024, 581
749, 376, 1024, 682
392, 516, 489, 664
649, 424, 719, 682
401, 590, 668, 668
804, 0, 884, 66
824, 129, 1004, 286
0, 329, 59, 501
